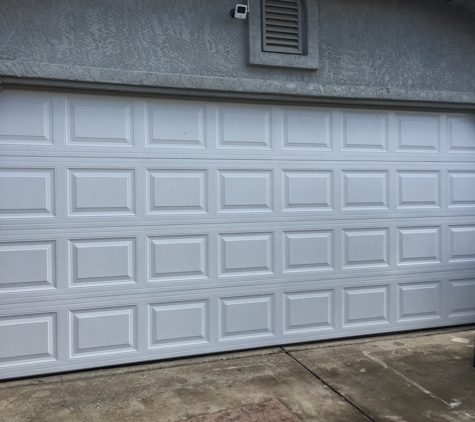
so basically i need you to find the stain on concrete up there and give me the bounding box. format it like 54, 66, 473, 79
0, 353, 368, 422
291, 330, 475, 422
184, 399, 302, 422
1, 329, 474, 422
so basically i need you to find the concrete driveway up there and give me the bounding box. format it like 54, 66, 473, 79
1, 326, 474, 422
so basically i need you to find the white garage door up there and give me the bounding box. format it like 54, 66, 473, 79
1, 89, 475, 379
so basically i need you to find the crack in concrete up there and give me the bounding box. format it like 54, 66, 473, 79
282, 348, 376, 422
362, 351, 461, 409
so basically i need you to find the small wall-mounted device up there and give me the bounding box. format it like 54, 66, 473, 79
230, 4, 249, 19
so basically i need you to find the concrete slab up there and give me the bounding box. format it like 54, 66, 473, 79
184, 399, 302, 422
290, 329, 475, 422
2, 327, 474, 422
0, 351, 368, 422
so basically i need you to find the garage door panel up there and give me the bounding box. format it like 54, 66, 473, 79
397, 281, 442, 321
342, 170, 389, 210
2, 272, 475, 379
69, 237, 137, 287
342, 111, 388, 152
146, 101, 206, 148
68, 168, 136, 216
0, 91, 54, 146
283, 230, 334, 273
448, 171, 475, 207
284, 290, 334, 333
283, 170, 333, 211
217, 105, 272, 149
343, 228, 390, 268
447, 114, 475, 152
397, 171, 441, 208
3, 161, 475, 228
66, 98, 134, 147
397, 227, 442, 265
0, 240, 56, 291
343, 285, 390, 326
0, 312, 57, 367
396, 113, 440, 152
2, 218, 475, 302
0, 168, 55, 217
148, 235, 209, 282
282, 108, 332, 150
3, 91, 475, 161
147, 169, 208, 214
148, 299, 209, 349
218, 232, 274, 277
218, 170, 274, 213
1, 90, 475, 379
448, 279, 475, 318
448, 225, 475, 263
70, 306, 137, 358
219, 294, 275, 340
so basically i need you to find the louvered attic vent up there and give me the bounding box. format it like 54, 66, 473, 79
263, 0, 302, 54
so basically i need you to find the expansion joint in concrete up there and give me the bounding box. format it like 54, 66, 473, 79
281, 348, 376, 422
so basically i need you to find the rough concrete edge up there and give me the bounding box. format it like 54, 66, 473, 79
1, 59, 475, 105
183, 399, 301, 422
283, 325, 475, 352
0, 347, 284, 390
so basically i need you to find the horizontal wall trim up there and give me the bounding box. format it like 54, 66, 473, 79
1, 75, 475, 113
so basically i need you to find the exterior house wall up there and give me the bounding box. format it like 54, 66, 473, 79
0, 0, 474, 104
1, 0, 475, 380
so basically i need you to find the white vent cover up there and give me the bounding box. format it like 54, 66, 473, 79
263, 0, 302, 54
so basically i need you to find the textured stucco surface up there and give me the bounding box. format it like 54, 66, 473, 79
0, 0, 474, 102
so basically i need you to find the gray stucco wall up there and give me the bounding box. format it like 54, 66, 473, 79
0, 0, 474, 104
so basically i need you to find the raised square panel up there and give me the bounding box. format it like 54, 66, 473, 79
69, 169, 135, 215
146, 103, 205, 147
282, 109, 331, 150
447, 115, 475, 152
218, 106, 271, 149
149, 300, 209, 348
0, 95, 53, 145
398, 282, 441, 321
397, 171, 440, 208
283, 231, 333, 272
343, 229, 389, 268
398, 227, 441, 265
219, 233, 273, 277
0, 241, 55, 290
0, 313, 56, 366
449, 226, 475, 263
342, 112, 388, 151
449, 279, 475, 317
70, 306, 137, 357
67, 99, 133, 146
218, 170, 273, 212
70, 238, 136, 286
449, 172, 475, 207
283, 171, 332, 211
220, 295, 274, 339
284, 291, 333, 333
149, 235, 208, 281
0, 169, 54, 217
397, 114, 439, 152
343, 286, 389, 326
343, 171, 388, 209
148, 170, 207, 213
